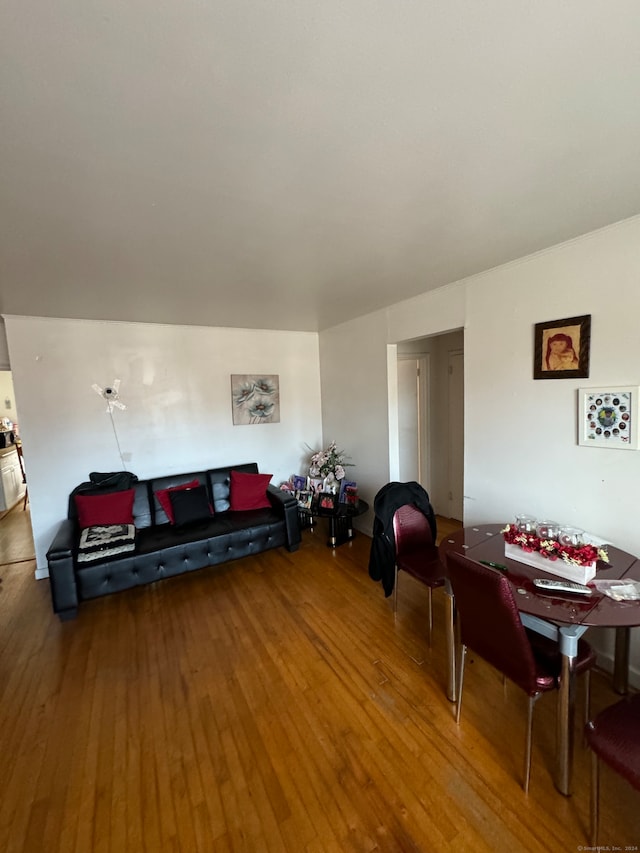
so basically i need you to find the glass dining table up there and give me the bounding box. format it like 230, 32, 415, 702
438, 523, 640, 796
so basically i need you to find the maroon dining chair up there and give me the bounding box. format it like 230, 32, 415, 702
392, 503, 445, 645
446, 551, 596, 792
585, 692, 640, 845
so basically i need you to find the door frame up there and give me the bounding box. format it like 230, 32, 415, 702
447, 348, 464, 521
397, 353, 430, 488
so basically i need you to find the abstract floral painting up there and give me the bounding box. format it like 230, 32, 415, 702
231, 374, 280, 425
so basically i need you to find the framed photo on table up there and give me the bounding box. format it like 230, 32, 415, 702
296, 490, 313, 509
317, 492, 338, 515
533, 314, 591, 380
578, 386, 639, 449
339, 479, 357, 503
309, 477, 324, 498
344, 485, 359, 506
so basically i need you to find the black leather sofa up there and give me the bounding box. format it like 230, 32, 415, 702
46, 463, 301, 621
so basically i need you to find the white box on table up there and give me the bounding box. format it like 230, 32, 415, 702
504, 543, 596, 584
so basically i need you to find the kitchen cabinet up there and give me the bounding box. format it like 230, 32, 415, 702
0, 447, 26, 511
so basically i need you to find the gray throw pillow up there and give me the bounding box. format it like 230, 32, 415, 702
212, 480, 230, 513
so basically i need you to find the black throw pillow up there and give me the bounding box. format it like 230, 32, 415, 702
168, 485, 213, 526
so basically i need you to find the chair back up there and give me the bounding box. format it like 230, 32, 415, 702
446, 552, 543, 696
393, 503, 436, 559
16, 442, 26, 483
586, 693, 640, 790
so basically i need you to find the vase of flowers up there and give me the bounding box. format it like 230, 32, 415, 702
308, 441, 353, 493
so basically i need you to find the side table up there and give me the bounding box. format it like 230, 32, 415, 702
298, 499, 369, 548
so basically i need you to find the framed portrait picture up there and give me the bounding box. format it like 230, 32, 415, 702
292, 474, 308, 491
344, 485, 359, 506
339, 479, 357, 502
296, 490, 313, 509
533, 315, 591, 380
578, 386, 639, 450
317, 492, 338, 515
309, 477, 324, 498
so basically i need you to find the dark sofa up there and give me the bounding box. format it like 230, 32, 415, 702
46, 463, 301, 621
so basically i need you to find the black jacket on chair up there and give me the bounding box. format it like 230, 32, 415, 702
368, 481, 437, 597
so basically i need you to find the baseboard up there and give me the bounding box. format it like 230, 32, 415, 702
34, 566, 49, 580
354, 518, 373, 538
596, 650, 640, 691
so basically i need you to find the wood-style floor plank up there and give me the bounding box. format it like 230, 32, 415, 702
1, 510, 639, 852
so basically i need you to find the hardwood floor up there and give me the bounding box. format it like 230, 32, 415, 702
434, 515, 463, 544
0, 502, 35, 566
1, 512, 638, 852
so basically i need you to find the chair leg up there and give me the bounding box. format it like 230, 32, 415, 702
591, 749, 599, 846
583, 670, 591, 746
393, 565, 399, 615
456, 645, 466, 724
427, 587, 433, 647
445, 591, 457, 703
524, 694, 539, 793
584, 670, 591, 726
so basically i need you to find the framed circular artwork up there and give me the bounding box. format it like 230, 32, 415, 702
578, 386, 639, 449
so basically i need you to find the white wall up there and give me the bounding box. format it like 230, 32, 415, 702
463, 217, 640, 542
0, 320, 10, 370
4, 316, 322, 571
319, 310, 391, 525
319, 285, 467, 532
319, 214, 640, 682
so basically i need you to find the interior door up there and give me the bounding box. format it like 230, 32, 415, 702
447, 351, 464, 520
398, 358, 419, 482
397, 356, 428, 485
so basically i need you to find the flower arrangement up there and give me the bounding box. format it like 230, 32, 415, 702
308, 441, 353, 489
501, 524, 609, 567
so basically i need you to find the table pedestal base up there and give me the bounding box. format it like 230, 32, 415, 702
328, 515, 356, 548
614, 626, 630, 694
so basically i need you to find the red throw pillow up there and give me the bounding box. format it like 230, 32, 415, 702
155, 480, 201, 524
229, 470, 272, 511
75, 489, 135, 529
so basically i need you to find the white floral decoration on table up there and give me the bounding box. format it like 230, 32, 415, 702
307, 441, 353, 490
501, 524, 609, 567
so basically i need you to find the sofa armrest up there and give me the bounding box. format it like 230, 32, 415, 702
46, 519, 79, 620
267, 485, 301, 551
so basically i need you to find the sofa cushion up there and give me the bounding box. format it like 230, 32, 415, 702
134, 515, 234, 553
75, 489, 135, 528
230, 470, 272, 511
169, 485, 213, 526
155, 479, 200, 524
212, 480, 231, 513
77, 524, 136, 564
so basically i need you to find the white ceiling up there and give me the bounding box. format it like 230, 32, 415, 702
2, 1, 640, 332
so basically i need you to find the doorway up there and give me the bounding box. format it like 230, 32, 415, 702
0, 370, 34, 564
447, 350, 464, 520
395, 330, 464, 522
